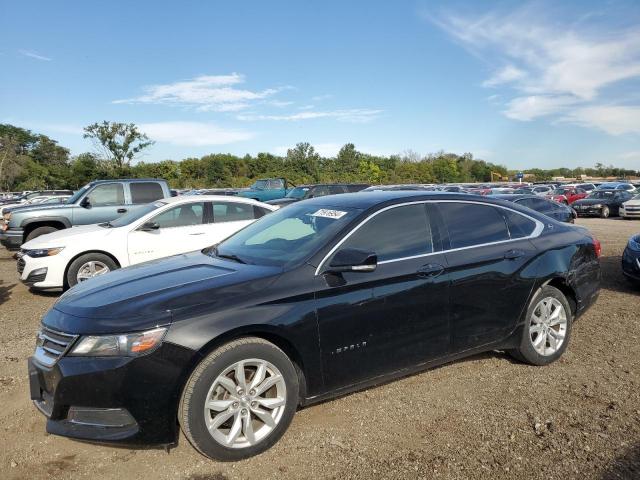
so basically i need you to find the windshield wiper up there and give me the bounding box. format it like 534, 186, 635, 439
212, 246, 248, 264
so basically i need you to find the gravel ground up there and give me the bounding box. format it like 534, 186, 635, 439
0, 218, 639, 480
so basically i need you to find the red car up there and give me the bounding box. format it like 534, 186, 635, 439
546, 187, 588, 205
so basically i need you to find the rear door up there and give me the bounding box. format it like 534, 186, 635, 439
127, 202, 206, 264
436, 201, 540, 352
316, 203, 450, 391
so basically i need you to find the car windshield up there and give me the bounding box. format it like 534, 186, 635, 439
633, 193, 640, 200
587, 191, 615, 199
250, 180, 268, 190
106, 201, 166, 228
213, 203, 362, 267
286, 187, 310, 199
67, 185, 90, 204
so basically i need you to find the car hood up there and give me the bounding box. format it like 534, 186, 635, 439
573, 198, 617, 206
22, 224, 111, 249
44, 251, 282, 334
622, 199, 640, 206
5, 203, 72, 215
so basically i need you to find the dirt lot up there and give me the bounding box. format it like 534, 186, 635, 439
0, 218, 639, 480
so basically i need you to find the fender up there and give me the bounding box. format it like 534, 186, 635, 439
20, 216, 72, 229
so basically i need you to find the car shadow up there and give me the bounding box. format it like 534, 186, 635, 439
29, 288, 61, 298
599, 442, 640, 479
599, 255, 638, 295
0, 280, 15, 306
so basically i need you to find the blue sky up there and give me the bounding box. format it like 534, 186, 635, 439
2, 0, 640, 169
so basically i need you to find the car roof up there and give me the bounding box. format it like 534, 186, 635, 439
490, 194, 545, 201
299, 190, 529, 210
90, 178, 165, 184
159, 195, 276, 208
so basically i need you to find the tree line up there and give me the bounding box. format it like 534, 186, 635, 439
0, 122, 638, 192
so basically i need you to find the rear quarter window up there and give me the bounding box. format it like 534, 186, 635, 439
130, 182, 165, 204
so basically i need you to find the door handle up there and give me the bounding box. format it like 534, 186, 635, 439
117, 208, 127, 213
504, 249, 526, 260
417, 263, 444, 278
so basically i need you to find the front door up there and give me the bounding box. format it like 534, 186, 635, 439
436, 201, 539, 352
127, 202, 206, 264
72, 183, 128, 225
316, 203, 450, 391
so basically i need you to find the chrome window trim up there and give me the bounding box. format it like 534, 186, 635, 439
315, 199, 544, 275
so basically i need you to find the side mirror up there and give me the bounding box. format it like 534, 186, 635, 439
140, 221, 160, 231
80, 197, 91, 208
328, 248, 377, 273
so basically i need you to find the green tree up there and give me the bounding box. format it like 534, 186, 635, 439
83, 121, 154, 171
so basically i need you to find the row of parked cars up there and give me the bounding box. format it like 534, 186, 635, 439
22, 180, 603, 461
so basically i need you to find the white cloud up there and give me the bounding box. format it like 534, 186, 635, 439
237, 108, 382, 123
620, 150, 640, 160
114, 73, 281, 112
430, 6, 640, 134
311, 94, 333, 101
560, 105, 640, 135
139, 121, 253, 146
19, 49, 52, 61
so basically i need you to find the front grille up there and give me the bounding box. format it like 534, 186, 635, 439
625, 206, 640, 211
33, 326, 78, 367
17, 258, 25, 274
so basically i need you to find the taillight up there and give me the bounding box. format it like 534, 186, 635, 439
592, 236, 602, 258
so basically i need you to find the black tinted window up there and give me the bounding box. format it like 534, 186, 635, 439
131, 182, 164, 204
502, 210, 537, 239
517, 197, 552, 212
340, 204, 432, 261
439, 202, 509, 249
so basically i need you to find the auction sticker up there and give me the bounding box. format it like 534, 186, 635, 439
311, 209, 348, 219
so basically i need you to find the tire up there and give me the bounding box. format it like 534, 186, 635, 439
66, 253, 118, 288
25, 226, 59, 242
600, 206, 610, 218
510, 285, 572, 366
179, 337, 298, 461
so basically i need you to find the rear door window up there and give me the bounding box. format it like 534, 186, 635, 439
339, 204, 433, 262
438, 202, 509, 249
130, 182, 164, 204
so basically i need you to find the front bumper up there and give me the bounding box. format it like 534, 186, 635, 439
0, 228, 24, 250
620, 207, 640, 218
18, 252, 66, 289
622, 247, 640, 282
28, 340, 198, 446
573, 206, 605, 216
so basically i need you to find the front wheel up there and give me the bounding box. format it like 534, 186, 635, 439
66, 253, 118, 288
510, 285, 572, 366
600, 206, 610, 218
179, 337, 299, 461
25, 226, 59, 242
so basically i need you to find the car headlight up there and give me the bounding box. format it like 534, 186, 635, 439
23, 247, 65, 258
591, 204, 602, 208
69, 327, 167, 357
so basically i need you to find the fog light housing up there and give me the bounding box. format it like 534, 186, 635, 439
67, 406, 136, 428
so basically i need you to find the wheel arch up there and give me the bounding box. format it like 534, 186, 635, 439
21, 217, 71, 241
542, 277, 578, 316
62, 250, 123, 288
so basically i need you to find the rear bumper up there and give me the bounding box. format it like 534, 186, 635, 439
0, 228, 23, 250
29, 341, 198, 446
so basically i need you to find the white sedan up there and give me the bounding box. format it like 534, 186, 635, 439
17, 195, 277, 290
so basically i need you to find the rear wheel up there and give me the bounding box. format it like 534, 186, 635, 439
600, 206, 610, 218
179, 337, 298, 461
510, 285, 572, 366
66, 253, 118, 288
25, 226, 59, 242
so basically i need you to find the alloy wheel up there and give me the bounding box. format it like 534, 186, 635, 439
529, 297, 567, 356
76, 260, 110, 282
204, 358, 287, 449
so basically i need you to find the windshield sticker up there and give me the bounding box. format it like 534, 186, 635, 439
311, 209, 348, 219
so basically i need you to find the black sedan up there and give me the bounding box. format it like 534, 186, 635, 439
572, 190, 634, 218
622, 233, 640, 284
28, 192, 601, 461
266, 183, 369, 207
492, 194, 576, 223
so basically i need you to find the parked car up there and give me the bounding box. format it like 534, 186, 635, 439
620, 193, 640, 219
622, 233, 640, 284
572, 190, 635, 218
266, 183, 369, 207
596, 182, 636, 192
491, 194, 576, 223
515, 185, 554, 196
564, 183, 597, 193
17, 196, 276, 290
0, 179, 170, 250
546, 187, 588, 205
0, 190, 72, 206
236, 178, 293, 202
2, 196, 71, 215
28, 192, 601, 460
362, 184, 435, 191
